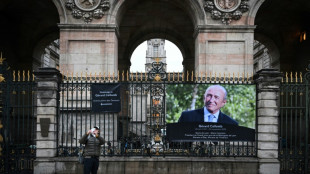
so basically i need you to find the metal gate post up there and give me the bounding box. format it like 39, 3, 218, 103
255, 69, 282, 174
33, 68, 61, 174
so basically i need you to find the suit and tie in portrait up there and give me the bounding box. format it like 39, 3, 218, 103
178, 85, 238, 125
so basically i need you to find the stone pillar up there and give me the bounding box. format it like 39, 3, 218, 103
34, 68, 62, 174
254, 69, 282, 174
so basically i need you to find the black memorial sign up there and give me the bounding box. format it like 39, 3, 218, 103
91, 84, 121, 112
167, 123, 255, 142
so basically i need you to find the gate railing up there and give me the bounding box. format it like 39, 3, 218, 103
0, 55, 36, 174
279, 70, 310, 174
57, 62, 257, 157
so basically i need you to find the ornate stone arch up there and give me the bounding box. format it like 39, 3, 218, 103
247, 0, 266, 25
51, 0, 68, 23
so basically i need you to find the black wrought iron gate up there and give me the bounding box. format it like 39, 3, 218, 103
0, 58, 36, 174
279, 68, 310, 174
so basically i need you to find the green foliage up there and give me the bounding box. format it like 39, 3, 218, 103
166, 84, 256, 128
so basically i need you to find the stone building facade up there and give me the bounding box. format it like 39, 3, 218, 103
1, 0, 310, 173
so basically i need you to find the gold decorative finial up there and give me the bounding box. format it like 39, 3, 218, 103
155, 57, 160, 63
154, 74, 161, 81
0, 74, 5, 83
0, 52, 6, 65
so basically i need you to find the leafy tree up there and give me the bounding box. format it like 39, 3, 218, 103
166, 84, 256, 128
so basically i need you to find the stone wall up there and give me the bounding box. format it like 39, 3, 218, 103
35, 157, 259, 174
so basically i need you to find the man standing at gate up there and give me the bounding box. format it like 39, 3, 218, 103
79, 126, 105, 174
178, 85, 238, 125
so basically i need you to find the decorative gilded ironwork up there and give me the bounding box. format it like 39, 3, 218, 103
279, 64, 310, 173
0, 74, 5, 83
0, 53, 5, 65
148, 62, 167, 81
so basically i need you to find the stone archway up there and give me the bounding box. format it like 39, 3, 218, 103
114, 0, 205, 73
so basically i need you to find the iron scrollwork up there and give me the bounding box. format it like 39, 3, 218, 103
148, 62, 167, 81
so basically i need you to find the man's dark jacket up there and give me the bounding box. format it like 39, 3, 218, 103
178, 108, 238, 125
79, 134, 105, 157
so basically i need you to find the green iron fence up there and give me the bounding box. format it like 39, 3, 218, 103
279, 70, 310, 174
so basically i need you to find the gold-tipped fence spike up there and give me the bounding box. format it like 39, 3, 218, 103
300, 72, 303, 83
281, 72, 283, 83
28, 70, 30, 81
233, 72, 235, 82
295, 72, 298, 83
228, 72, 231, 82
214, 72, 217, 82
131, 72, 133, 81
22, 70, 25, 82
103, 72, 106, 81
135, 72, 138, 81
113, 72, 115, 82
219, 72, 221, 82
76, 72, 79, 81
126, 71, 129, 81
122, 71, 124, 81
290, 72, 293, 83
242, 72, 244, 82
85, 71, 88, 81
177, 72, 180, 82
94, 72, 97, 81
140, 71, 142, 82
71, 71, 74, 82
108, 72, 111, 81
195, 72, 198, 81
172, 72, 175, 82
182, 72, 184, 81
118, 71, 120, 81
205, 72, 208, 81
186, 71, 189, 81
167, 72, 170, 82
18, 70, 20, 82
81, 72, 83, 81
246, 72, 249, 82
285, 72, 288, 83
223, 72, 226, 82
209, 71, 212, 81
13, 70, 16, 82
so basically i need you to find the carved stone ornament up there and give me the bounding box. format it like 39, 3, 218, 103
65, 0, 110, 23
204, 0, 249, 25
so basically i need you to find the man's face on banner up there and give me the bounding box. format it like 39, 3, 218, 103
204, 86, 227, 114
